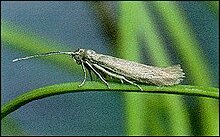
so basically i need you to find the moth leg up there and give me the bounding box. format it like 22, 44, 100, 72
88, 68, 93, 81
121, 77, 143, 91
84, 63, 93, 80
99, 65, 124, 83
78, 62, 87, 87
93, 64, 143, 91
85, 61, 110, 88
120, 79, 124, 83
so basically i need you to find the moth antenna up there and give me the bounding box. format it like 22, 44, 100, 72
12, 51, 75, 62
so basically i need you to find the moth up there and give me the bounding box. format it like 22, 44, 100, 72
13, 49, 185, 91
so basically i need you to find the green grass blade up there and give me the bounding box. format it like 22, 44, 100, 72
118, 1, 191, 135
154, 2, 211, 85
118, 2, 147, 135
1, 81, 219, 120
154, 2, 219, 135
139, 2, 191, 135
1, 20, 80, 73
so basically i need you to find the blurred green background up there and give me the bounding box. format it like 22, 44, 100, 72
1, 1, 219, 136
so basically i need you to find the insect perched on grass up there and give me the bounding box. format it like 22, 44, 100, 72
13, 49, 185, 91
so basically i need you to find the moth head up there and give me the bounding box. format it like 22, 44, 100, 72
72, 49, 86, 64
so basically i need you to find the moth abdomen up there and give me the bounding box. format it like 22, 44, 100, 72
146, 64, 185, 86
